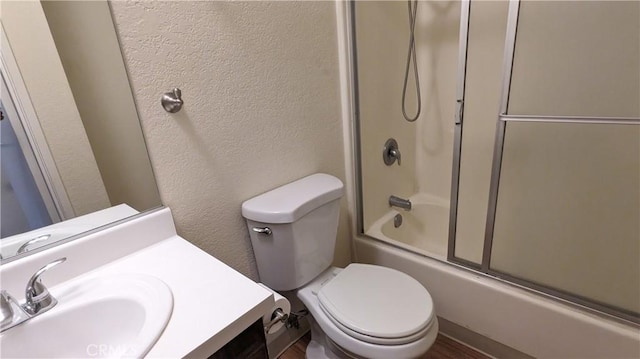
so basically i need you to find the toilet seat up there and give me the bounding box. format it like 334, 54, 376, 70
317, 264, 434, 345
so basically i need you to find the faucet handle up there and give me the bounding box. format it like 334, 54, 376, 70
389, 149, 401, 165
383, 138, 402, 166
23, 257, 66, 315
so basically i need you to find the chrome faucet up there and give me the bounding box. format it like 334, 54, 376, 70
0, 257, 66, 332
389, 195, 412, 210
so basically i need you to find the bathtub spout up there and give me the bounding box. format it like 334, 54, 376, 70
389, 195, 412, 210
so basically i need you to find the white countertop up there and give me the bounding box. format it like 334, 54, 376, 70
0, 207, 274, 358
95, 236, 273, 358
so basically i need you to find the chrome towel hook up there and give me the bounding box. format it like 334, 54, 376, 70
161, 88, 184, 113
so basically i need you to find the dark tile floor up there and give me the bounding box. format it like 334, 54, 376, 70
279, 332, 490, 359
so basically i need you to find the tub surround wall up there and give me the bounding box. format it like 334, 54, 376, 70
354, 2, 417, 231
412, 1, 458, 204
109, 1, 350, 279
355, 1, 459, 232
355, 237, 640, 358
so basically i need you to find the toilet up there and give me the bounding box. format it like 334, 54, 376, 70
242, 173, 438, 359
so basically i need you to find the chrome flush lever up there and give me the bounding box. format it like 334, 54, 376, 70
252, 227, 272, 236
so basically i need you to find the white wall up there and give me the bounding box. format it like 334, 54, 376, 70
413, 1, 459, 202
110, 1, 350, 279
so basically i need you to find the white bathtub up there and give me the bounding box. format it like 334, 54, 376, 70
354, 235, 640, 358
366, 193, 449, 261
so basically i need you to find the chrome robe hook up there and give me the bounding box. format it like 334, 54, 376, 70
161, 88, 184, 113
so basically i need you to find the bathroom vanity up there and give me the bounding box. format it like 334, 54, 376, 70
0, 208, 274, 358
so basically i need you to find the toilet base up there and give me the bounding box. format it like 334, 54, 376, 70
306, 315, 360, 359
306, 340, 338, 359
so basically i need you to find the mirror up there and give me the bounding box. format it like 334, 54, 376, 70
0, 1, 162, 261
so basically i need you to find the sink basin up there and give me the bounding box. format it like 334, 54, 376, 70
0, 273, 173, 358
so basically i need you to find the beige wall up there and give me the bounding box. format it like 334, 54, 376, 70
1, 1, 110, 217
41, 0, 161, 212
109, 1, 350, 279
355, 1, 458, 235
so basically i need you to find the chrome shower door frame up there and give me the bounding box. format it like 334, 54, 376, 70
446, 0, 477, 269
467, 0, 640, 324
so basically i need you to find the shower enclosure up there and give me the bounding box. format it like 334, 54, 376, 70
350, 0, 639, 324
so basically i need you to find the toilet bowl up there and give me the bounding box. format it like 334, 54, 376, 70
242, 174, 438, 358
297, 265, 438, 359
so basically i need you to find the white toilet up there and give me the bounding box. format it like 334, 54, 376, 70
242, 173, 438, 359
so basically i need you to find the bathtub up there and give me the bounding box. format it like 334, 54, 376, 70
366, 193, 449, 261
354, 234, 640, 358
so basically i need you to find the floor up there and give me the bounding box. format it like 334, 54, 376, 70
279, 332, 490, 359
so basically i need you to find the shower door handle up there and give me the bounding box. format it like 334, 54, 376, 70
455, 99, 464, 125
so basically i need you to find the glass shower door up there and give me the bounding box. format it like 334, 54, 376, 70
484, 0, 640, 322
352, 1, 460, 260
1, 76, 58, 238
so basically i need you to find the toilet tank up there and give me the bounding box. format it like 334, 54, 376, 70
242, 173, 344, 291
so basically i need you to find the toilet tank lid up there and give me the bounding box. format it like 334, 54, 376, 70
242, 173, 344, 224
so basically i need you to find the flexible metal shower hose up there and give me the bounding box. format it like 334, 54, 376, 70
402, 0, 421, 122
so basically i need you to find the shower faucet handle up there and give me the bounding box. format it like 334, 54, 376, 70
383, 138, 402, 166
390, 149, 401, 165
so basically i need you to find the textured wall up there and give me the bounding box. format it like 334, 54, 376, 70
110, 1, 350, 278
